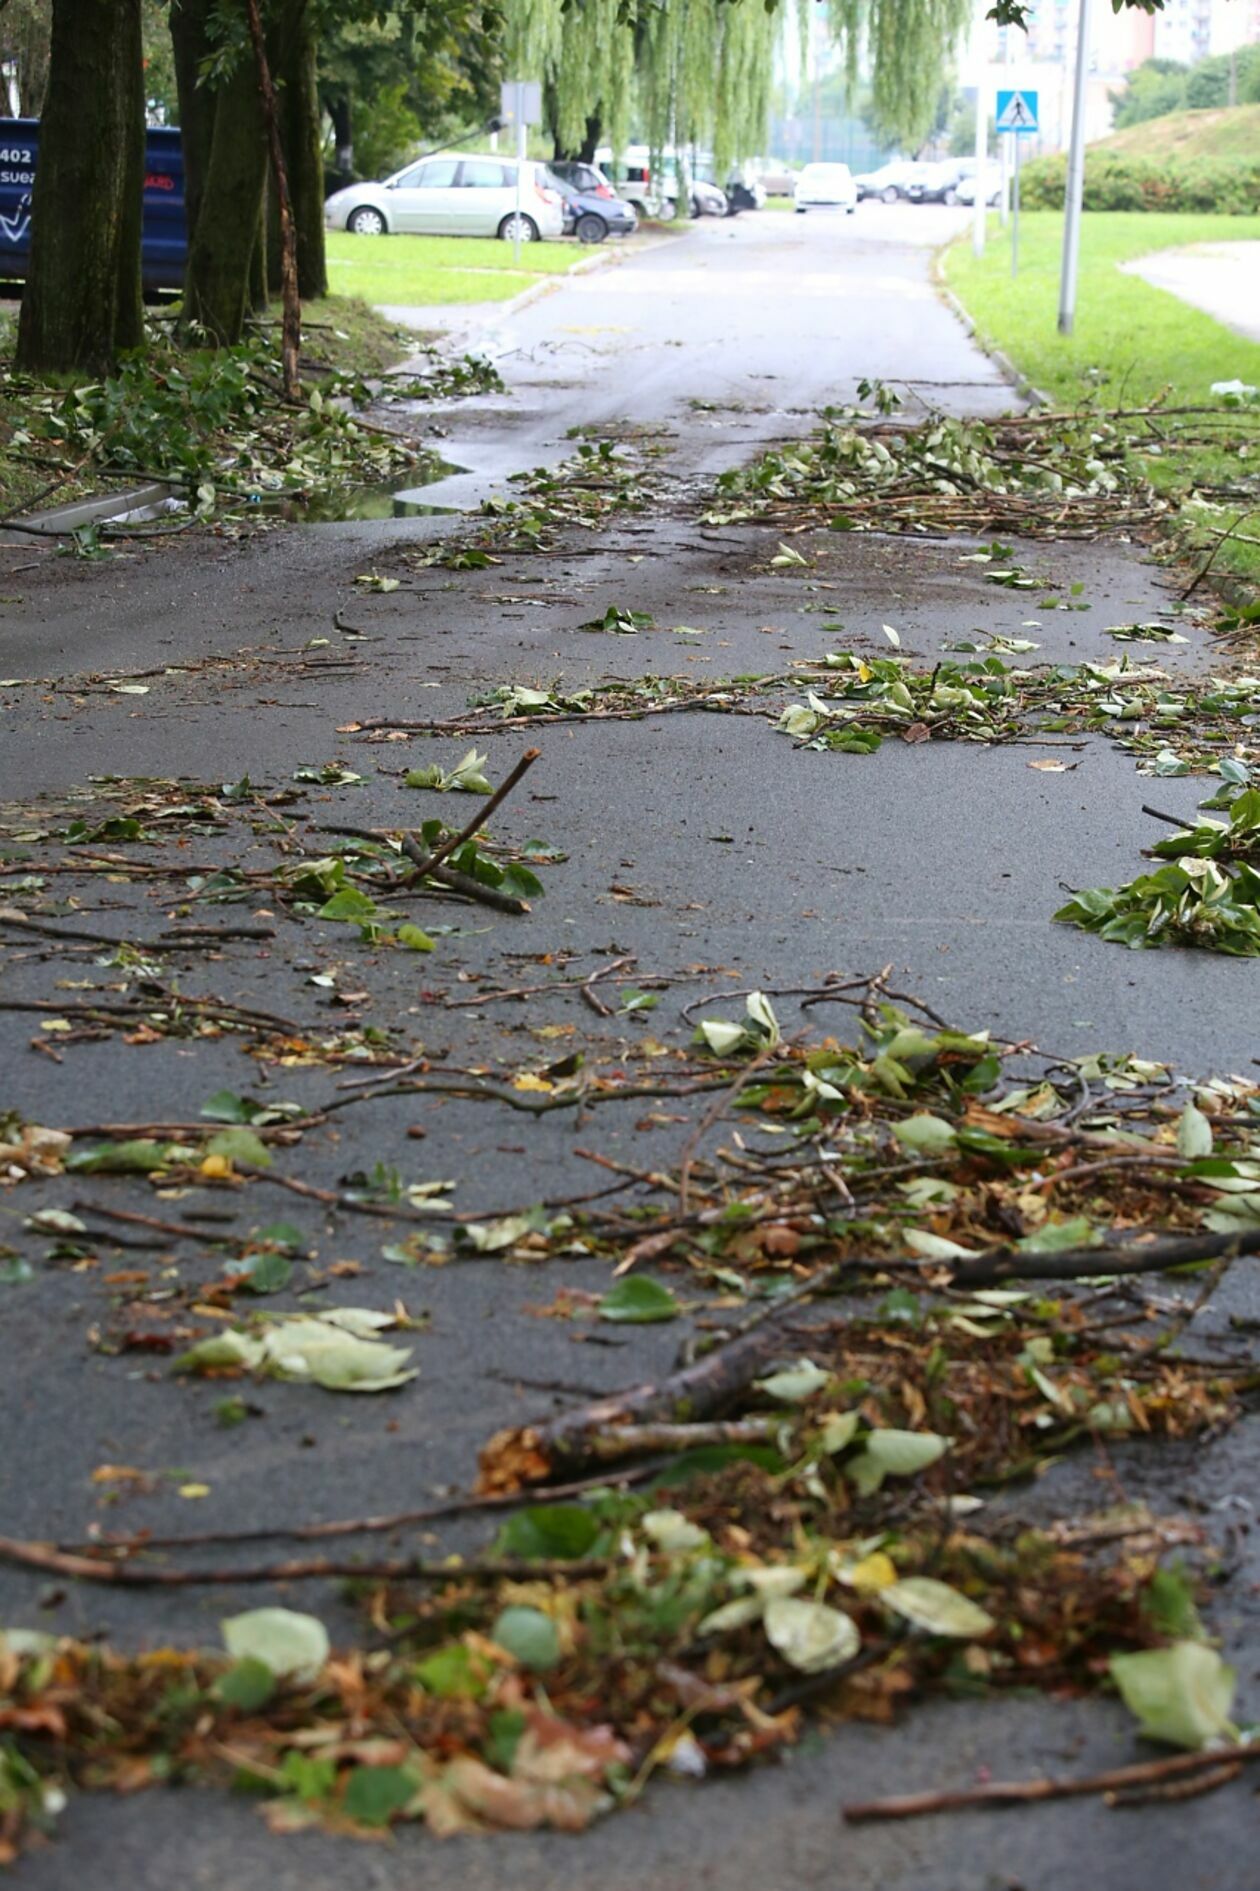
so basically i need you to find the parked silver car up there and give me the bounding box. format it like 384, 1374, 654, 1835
954, 164, 1004, 208
324, 154, 566, 242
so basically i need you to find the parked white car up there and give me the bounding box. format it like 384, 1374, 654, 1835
324, 154, 565, 242
793, 162, 857, 214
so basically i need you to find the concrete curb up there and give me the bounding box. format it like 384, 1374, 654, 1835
0, 481, 178, 544
930, 248, 1052, 409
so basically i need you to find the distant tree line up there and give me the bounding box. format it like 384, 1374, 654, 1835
1111, 45, 1260, 129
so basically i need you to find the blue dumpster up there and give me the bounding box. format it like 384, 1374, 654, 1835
0, 119, 187, 288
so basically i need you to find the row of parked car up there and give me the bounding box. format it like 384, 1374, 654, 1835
767, 156, 1004, 216
322, 146, 769, 247
320, 145, 1004, 248
852, 156, 1003, 207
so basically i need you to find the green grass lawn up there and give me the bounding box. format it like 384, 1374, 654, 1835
325, 231, 585, 307
943, 210, 1260, 587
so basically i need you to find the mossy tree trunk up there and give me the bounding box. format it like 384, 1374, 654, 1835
15, 0, 145, 376
180, 44, 268, 344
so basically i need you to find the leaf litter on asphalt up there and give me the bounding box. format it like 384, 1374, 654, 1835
2, 397, 1260, 1859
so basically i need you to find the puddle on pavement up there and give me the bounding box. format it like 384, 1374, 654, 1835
257, 453, 465, 522
105, 455, 466, 528
262, 453, 461, 521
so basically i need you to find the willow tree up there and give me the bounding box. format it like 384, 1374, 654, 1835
638, 0, 777, 175
509, 0, 778, 175
823, 0, 972, 147
509, 0, 634, 159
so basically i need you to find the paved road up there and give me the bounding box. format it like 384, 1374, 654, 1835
1, 208, 1253, 1889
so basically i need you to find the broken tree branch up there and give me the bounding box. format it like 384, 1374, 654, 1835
477, 1222, 1260, 1488
0, 909, 273, 951
0, 1534, 609, 1588
842, 1744, 1260, 1823
402, 746, 541, 882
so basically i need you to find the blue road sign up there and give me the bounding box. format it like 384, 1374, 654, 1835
996, 89, 1039, 135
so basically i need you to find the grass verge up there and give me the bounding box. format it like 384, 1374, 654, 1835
942, 209, 1260, 589
298, 294, 437, 374
325, 230, 586, 306
0, 294, 456, 523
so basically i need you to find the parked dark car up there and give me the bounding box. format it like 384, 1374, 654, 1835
0, 118, 186, 286
724, 177, 765, 212
544, 163, 637, 242
903, 159, 968, 205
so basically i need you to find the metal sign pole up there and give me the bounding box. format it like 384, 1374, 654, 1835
513, 78, 524, 266
1058, 0, 1092, 334
972, 75, 986, 258
1011, 133, 1021, 277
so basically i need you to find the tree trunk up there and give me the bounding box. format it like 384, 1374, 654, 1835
8, 7, 52, 116
15, 0, 144, 376
244, 0, 300, 397
266, 0, 326, 300
326, 91, 353, 182
113, 36, 146, 356
169, 0, 215, 248
180, 48, 268, 344
578, 116, 602, 165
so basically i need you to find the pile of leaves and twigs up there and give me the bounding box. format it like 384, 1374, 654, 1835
705, 388, 1260, 544
409, 438, 663, 569
1057, 778, 1260, 955
1, 984, 1259, 1855
346, 645, 1260, 782
0, 325, 499, 526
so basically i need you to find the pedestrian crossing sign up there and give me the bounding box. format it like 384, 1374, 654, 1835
996, 89, 1039, 134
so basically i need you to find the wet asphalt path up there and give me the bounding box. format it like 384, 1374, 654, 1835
1, 207, 1255, 1890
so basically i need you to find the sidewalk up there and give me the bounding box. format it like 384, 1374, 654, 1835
1122, 238, 1260, 346
1, 208, 1255, 1891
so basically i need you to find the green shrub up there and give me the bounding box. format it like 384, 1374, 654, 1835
1019, 152, 1260, 215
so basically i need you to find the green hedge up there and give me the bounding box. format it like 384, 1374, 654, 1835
1019, 153, 1260, 214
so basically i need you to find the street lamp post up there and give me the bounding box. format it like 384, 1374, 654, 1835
1058, 0, 1092, 334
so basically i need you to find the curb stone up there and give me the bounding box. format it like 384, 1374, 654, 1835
930, 248, 1052, 409
0, 480, 180, 546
